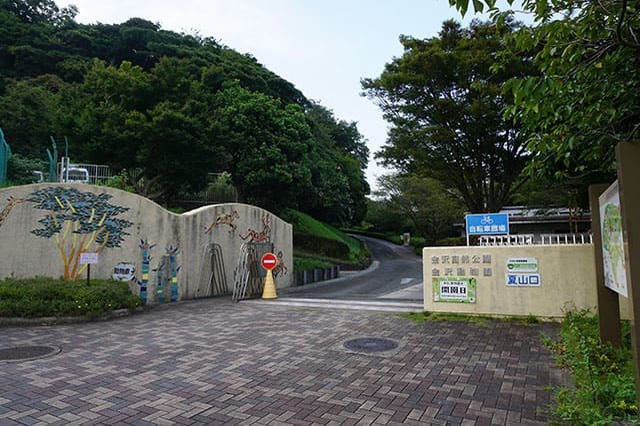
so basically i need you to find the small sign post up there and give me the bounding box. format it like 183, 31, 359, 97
589, 183, 621, 347
615, 141, 640, 413
80, 252, 98, 286
465, 213, 509, 246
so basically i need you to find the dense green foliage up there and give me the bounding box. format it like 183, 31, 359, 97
282, 209, 369, 266
368, 0, 635, 231
543, 310, 637, 424
7, 153, 44, 184
449, 0, 637, 181
363, 19, 534, 213
292, 257, 332, 272
373, 174, 464, 245
0, 277, 141, 318
0, 1, 368, 225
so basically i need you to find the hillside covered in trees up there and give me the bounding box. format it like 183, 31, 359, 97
0, 0, 369, 226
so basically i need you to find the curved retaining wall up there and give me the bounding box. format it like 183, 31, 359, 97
0, 184, 293, 303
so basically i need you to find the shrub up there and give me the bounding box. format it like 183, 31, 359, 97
435, 236, 466, 246
293, 257, 332, 272
0, 277, 141, 318
293, 234, 350, 259
544, 309, 637, 424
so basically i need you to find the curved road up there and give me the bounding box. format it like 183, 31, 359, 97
282, 236, 423, 302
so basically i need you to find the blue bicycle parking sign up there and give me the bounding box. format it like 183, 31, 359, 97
465, 213, 509, 236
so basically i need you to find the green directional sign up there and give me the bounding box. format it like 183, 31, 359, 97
506, 257, 538, 273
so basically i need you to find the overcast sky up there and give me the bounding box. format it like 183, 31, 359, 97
55, 0, 496, 190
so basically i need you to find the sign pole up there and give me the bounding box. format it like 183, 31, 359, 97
616, 141, 640, 413
465, 216, 469, 246
79, 252, 98, 286
589, 184, 621, 346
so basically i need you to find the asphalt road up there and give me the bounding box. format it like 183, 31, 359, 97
282, 236, 423, 301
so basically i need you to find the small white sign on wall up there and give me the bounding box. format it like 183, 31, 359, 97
79, 252, 99, 265
112, 262, 135, 281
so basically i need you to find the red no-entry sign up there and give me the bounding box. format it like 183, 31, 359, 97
261, 252, 278, 271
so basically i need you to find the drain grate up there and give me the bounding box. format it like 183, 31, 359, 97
0, 346, 59, 361
343, 337, 398, 354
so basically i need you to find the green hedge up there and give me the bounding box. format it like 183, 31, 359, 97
0, 278, 141, 318
293, 234, 351, 259
293, 257, 333, 271
435, 236, 466, 246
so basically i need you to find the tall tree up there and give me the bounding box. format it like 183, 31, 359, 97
449, 0, 640, 180
64, 59, 211, 202
3, 0, 77, 25
362, 19, 534, 213
0, 1, 370, 220
375, 173, 464, 245
211, 82, 314, 213
0, 75, 64, 158
304, 103, 369, 226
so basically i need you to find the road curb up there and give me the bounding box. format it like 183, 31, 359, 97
280, 260, 381, 294
0, 306, 146, 327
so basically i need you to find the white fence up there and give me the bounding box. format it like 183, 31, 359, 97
58, 158, 111, 185
479, 233, 593, 246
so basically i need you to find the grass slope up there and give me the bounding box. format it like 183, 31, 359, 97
281, 210, 369, 268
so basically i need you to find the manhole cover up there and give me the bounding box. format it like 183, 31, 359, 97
343, 337, 398, 354
0, 346, 59, 361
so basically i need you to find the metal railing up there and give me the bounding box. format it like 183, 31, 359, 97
479, 234, 535, 246
232, 242, 273, 301
540, 233, 593, 245
479, 233, 593, 246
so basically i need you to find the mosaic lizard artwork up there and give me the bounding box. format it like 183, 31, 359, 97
240, 213, 271, 243
0, 196, 25, 229
204, 210, 240, 234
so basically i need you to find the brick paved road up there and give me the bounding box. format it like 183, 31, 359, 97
0, 299, 561, 425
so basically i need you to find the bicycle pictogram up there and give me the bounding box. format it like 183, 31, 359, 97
480, 215, 493, 225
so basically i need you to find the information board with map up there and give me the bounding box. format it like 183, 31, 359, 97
599, 181, 628, 297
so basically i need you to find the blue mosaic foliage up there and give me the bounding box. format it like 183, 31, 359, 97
28, 187, 132, 248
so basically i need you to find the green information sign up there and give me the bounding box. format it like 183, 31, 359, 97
506, 257, 538, 273
432, 277, 476, 303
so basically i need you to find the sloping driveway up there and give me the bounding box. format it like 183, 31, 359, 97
282, 236, 423, 302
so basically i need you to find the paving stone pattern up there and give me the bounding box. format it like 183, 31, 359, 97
0, 299, 561, 425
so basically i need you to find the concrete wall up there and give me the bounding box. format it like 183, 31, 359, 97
423, 244, 631, 319
0, 184, 293, 303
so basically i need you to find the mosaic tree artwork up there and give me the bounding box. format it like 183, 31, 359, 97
155, 245, 181, 304
136, 238, 156, 304
166, 245, 180, 302
28, 187, 133, 280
